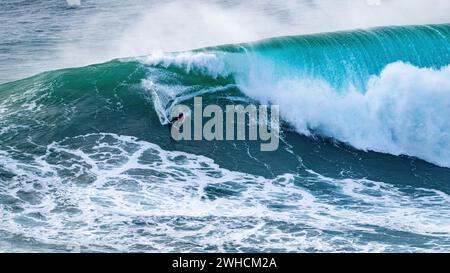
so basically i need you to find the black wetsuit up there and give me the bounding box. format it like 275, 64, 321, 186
168, 116, 183, 132
170, 117, 180, 124
168, 116, 183, 140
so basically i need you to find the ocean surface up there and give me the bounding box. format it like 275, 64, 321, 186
1, 0, 450, 252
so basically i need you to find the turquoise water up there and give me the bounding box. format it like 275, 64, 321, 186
1, 1, 450, 252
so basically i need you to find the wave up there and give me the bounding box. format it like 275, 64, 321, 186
1, 24, 450, 168
142, 24, 450, 167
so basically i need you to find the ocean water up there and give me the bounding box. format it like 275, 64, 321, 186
1, 0, 450, 252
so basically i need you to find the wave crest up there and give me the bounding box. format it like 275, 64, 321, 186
242, 62, 450, 167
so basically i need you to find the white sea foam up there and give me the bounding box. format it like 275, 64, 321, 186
1, 133, 450, 252
237, 62, 450, 168
66, 0, 81, 7
143, 52, 229, 78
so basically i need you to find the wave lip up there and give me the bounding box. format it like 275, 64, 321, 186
144, 52, 230, 78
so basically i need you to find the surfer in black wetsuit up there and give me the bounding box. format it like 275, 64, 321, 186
168, 113, 184, 130
168, 113, 184, 140
169, 113, 184, 125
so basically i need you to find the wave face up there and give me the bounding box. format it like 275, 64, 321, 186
1, 24, 450, 252
145, 24, 450, 167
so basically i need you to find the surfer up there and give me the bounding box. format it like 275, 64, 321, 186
169, 113, 184, 125
168, 113, 184, 141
